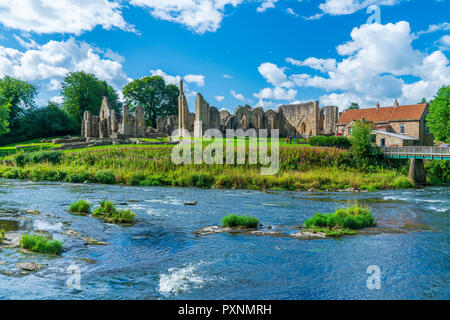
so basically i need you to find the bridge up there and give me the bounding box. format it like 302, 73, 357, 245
380, 146, 450, 185
380, 146, 450, 161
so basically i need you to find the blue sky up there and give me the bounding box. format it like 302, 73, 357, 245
0, 0, 449, 113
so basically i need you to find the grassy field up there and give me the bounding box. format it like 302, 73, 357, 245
0, 138, 419, 191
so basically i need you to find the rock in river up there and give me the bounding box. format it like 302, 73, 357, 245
16, 262, 42, 272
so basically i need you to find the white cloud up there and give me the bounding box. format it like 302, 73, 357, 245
223, 74, 234, 79
257, 0, 278, 13
214, 95, 225, 102
150, 69, 182, 85
230, 89, 251, 102
286, 8, 298, 17
318, 0, 404, 16
438, 35, 450, 51
184, 74, 205, 87
257, 62, 293, 88
0, 38, 129, 90
13, 34, 39, 49
284, 21, 450, 110
130, 0, 243, 34
50, 96, 64, 104
414, 22, 450, 38
286, 57, 337, 73
0, 0, 133, 35
254, 87, 297, 101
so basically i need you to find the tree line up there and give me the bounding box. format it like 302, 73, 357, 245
0, 72, 179, 145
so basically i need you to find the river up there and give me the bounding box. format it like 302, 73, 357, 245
0, 179, 448, 299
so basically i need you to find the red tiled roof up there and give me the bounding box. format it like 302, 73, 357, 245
337, 103, 427, 125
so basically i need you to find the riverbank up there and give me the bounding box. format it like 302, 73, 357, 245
0, 144, 436, 191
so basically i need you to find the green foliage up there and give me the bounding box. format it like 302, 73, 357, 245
93, 200, 136, 223
427, 85, 450, 143
305, 225, 357, 237
14, 150, 62, 167
0, 229, 5, 242
61, 71, 121, 127
425, 160, 450, 184
69, 200, 92, 213
123, 75, 179, 128
392, 176, 414, 189
347, 102, 359, 110
20, 234, 63, 255
350, 120, 381, 169
0, 76, 37, 139
304, 203, 375, 230
221, 214, 259, 228
309, 136, 351, 148
94, 170, 116, 184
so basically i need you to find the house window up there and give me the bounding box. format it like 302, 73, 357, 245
348, 127, 352, 134
380, 138, 385, 147
399, 124, 405, 134
424, 113, 430, 134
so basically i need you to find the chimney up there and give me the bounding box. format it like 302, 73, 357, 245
394, 99, 399, 108
376, 101, 380, 109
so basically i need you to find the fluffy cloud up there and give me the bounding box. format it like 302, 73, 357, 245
230, 89, 251, 102
286, 21, 450, 109
0, 38, 129, 90
318, 0, 403, 16
257, 62, 293, 88
150, 69, 181, 85
130, 0, 243, 34
214, 95, 225, 102
257, 0, 278, 13
184, 74, 205, 87
254, 87, 297, 101
439, 35, 450, 51
0, 0, 133, 35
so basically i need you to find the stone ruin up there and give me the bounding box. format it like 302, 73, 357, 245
79, 80, 339, 141
81, 96, 165, 140
156, 79, 339, 138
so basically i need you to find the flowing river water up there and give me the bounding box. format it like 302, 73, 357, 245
0, 179, 448, 299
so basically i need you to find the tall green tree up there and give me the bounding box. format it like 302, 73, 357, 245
350, 120, 380, 169
61, 71, 121, 127
0, 76, 37, 136
427, 85, 450, 143
347, 102, 360, 110
122, 75, 179, 127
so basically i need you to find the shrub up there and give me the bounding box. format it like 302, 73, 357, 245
94, 170, 116, 184
309, 136, 351, 148
69, 200, 91, 213
392, 176, 414, 189
19, 234, 63, 255
221, 214, 259, 228
425, 160, 450, 184
0, 229, 5, 242
93, 200, 136, 223
14, 150, 62, 167
304, 203, 375, 230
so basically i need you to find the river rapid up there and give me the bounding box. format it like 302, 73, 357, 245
0, 179, 448, 300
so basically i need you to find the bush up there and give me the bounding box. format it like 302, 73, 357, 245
304, 203, 375, 230
94, 170, 116, 184
93, 200, 136, 223
309, 136, 351, 148
392, 176, 414, 189
13, 150, 62, 167
0, 229, 5, 242
425, 160, 450, 184
221, 214, 259, 228
69, 200, 91, 213
19, 234, 63, 255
